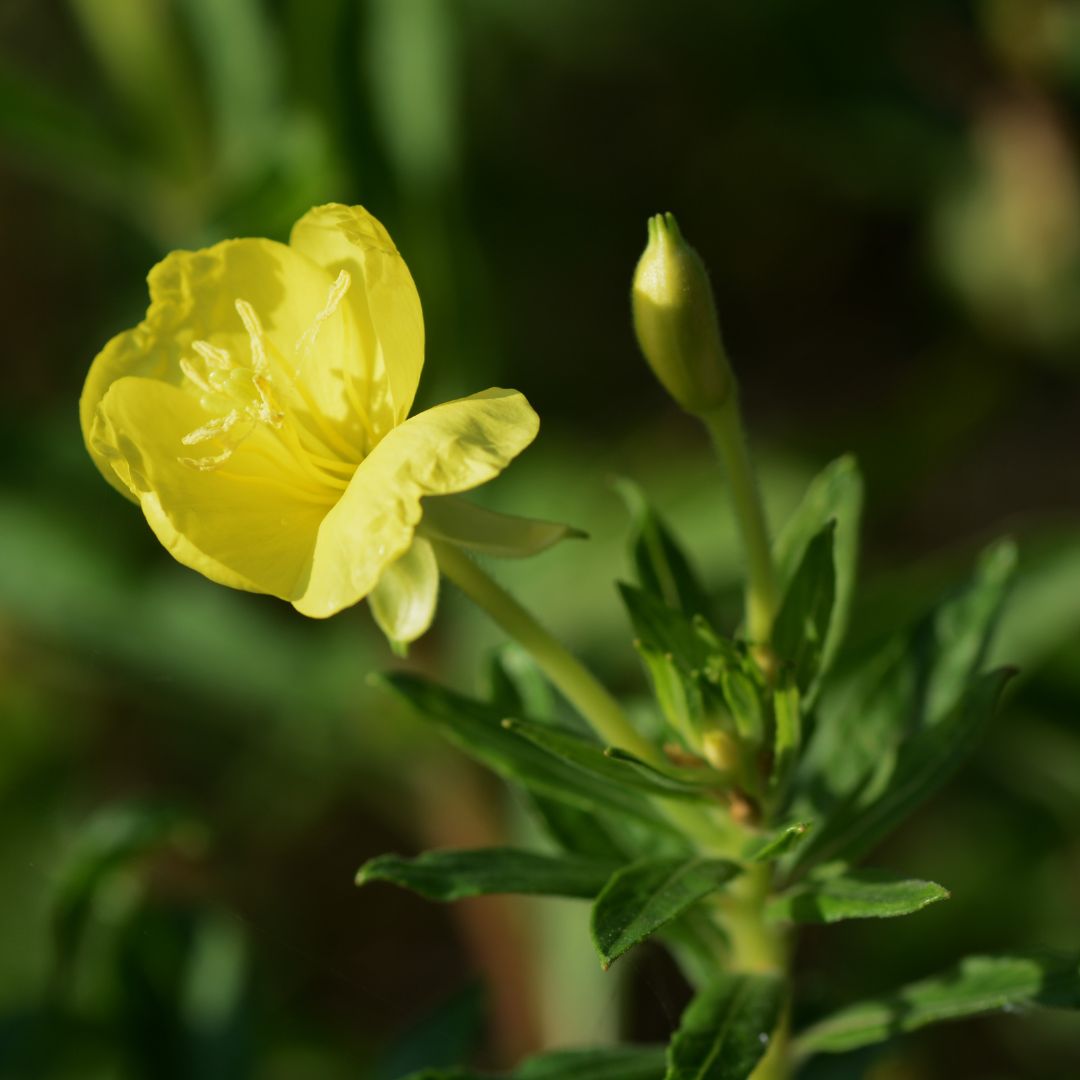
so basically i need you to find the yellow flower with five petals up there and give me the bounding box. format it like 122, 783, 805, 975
80, 204, 540, 641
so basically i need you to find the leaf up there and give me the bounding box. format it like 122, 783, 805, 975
621, 582, 718, 668
398, 1046, 669, 1080
768, 676, 801, 805
51, 803, 202, 963
357, 848, 619, 901
423, 495, 585, 558
718, 668, 764, 746
795, 667, 1013, 871
485, 645, 555, 721
503, 718, 722, 800
614, 478, 711, 617
373, 984, 485, 1080
380, 673, 680, 834
792, 951, 1080, 1059
767, 870, 949, 924
515, 1046, 668, 1079
527, 796, 624, 860
791, 540, 1018, 871
772, 521, 836, 695
665, 973, 786, 1080
774, 456, 863, 679
743, 822, 812, 864
591, 857, 740, 968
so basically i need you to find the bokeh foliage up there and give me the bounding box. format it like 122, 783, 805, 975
1, 1, 1080, 1076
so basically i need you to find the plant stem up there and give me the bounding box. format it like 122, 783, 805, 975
701, 392, 780, 647
432, 539, 733, 851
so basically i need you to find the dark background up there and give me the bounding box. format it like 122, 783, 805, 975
2, 1, 1080, 1077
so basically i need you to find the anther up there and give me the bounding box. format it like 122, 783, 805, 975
179, 356, 215, 395
295, 270, 351, 364
181, 409, 241, 446
235, 299, 269, 375
192, 340, 231, 368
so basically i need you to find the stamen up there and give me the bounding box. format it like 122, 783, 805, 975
192, 340, 231, 369
235, 299, 269, 375
251, 374, 285, 428
178, 447, 234, 471
179, 356, 214, 395
295, 270, 351, 364
181, 409, 241, 446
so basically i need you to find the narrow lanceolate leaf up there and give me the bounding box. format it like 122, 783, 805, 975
357, 848, 620, 901
773, 455, 863, 680
504, 717, 721, 800
795, 668, 1013, 872
793, 951, 1080, 1060
515, 1045, 668, 1079
422, 495, 585, 558
769, 677, 801, 806
666, 973, 785, 1080
743, 822, 812, 864
528, 795, 624, 860
615, 477, 712, 618
767, 870, 949, 924
794, 539, 1017, 856
591, 857, 740, 968
772, 521, 836, 695
379, 674, 678, 834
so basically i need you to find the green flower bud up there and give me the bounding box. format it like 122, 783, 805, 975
631, 213, 732, 414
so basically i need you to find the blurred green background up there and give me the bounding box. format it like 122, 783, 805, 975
2, 1, 1080, 1077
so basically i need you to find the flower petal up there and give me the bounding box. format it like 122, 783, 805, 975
368, 536, 440, 645
294, 388, 539, 618
80, 236, 370, 500
289, 204, 424, 425
91, 376, 330, 598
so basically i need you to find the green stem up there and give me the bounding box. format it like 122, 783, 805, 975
702, 392, 780, 647
432, 540, 733, 851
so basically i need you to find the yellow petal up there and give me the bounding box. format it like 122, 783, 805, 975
368, 536, 440, 645
91, 376, 330, 598
289, 204, 424, 425
80, 236, 371, 500
294, 388, 539, 617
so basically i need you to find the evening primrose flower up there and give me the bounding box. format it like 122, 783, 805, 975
81, 204, 539, 642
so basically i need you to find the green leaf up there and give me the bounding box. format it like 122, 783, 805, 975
792, 951, 1080, 1059
485, 645, 556, 721
379, 674, 678, 834
769, 676, 801, 805
767, 869, 949, 924
52, 803, 203, 963
527, 796, 624, 860
792, 540, 1018, 870
795, 668, 1014, 872
398, 1046, 669, 1080
774, 456, 863, 679
515, 1046, 667, 1079
357, 848, 618, 901
423, 496, 585, 558
620, 583, 719, 670
772, 521, 836, 695
503, 717, 722, 800
666, 973, 785, 1080
718, 668, 765, 746
591, 857, 740, 968
615, 478, 711, 617
743, 822, 812, 863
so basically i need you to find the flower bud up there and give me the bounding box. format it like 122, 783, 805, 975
631, 213, 731, 414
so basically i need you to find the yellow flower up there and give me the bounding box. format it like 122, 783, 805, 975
81, 204, 539, 640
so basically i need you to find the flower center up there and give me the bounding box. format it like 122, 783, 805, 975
177, 271, 366, 498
